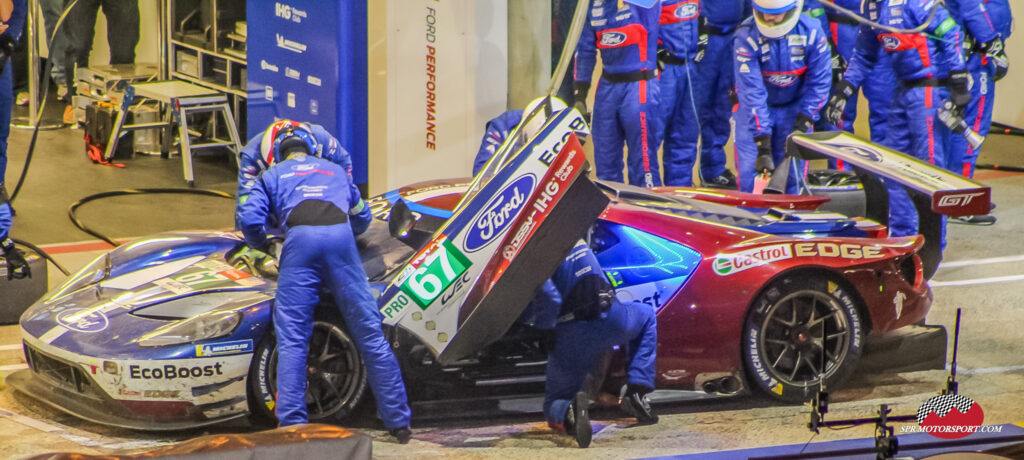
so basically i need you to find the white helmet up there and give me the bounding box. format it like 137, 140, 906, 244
520, 96, 569, 140
753, 0, 804, 39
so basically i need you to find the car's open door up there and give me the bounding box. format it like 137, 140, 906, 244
378, 107, 608, 364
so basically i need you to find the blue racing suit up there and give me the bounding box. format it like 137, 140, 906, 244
692, 0, 751, 184
947, 0, 1012, 178
237, 153, 412, 429
821, 0, 895, 144
575, 1, 662, 187
538, 241, 658, 425
235, 123, 371, 235
657, 0, 702, 185
0, 0, 26, 182
0, 202, 10, 242
842, 0, 966, 248
473, 110, 523, 176
733, 14, 832, 194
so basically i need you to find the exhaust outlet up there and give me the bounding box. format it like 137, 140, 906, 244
719, 376, 742, 394
702, 380, 720, 394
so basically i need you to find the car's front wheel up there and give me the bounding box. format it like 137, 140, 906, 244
248, 310, 368, 424
742, 274, 865, 403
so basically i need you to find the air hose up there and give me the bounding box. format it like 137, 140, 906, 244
68, 188, 235, 247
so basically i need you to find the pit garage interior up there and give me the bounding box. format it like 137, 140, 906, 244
2, 1, 1024, 459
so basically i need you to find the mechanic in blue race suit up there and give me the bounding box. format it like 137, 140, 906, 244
523, 241, 658, 448
473, 98, 574, 176
236, 128, 413, 443
691, 0, 750, 189
656, 0, 703, 186
946, 0, 1011, 225
235, 120, 371, 236
732, 0, 832, 194
818, 0, 895, 146
574, 0, 662, 187
0, 187, 28, 280
826, 0, 967, 250
0, 0, 25, 184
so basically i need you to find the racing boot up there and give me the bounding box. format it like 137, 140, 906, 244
563, 391, 592, 448
705, 169, 738, 189
389, 426, 412, 444
953, 214, 997, 225
620, 384, 658, 425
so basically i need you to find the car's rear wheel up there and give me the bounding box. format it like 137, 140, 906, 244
742, 274, 865, 403
248, 310, 368, 424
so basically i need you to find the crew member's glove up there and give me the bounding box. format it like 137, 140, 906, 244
986, 38, 1010, 81
2, 237, 30, 280
0, 35, 15, 75
656, 48, 669, 72
572, 82, 591, 123
754, 134, 775, 174
792, 113, 814, 135
694, 17, 710, 63
824, 80, 856, 126
830, 49, 848, 84
948, 70, 972, 111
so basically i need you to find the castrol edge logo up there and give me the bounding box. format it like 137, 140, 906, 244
714, 244, 792, 276
714, 242, 886, 276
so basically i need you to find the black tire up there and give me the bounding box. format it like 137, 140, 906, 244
742, 273, 865, 403
248, 310, 369, 424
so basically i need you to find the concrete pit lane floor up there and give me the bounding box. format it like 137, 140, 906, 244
2, 112, 1024, 458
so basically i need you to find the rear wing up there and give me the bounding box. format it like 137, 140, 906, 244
788, 132, 990, 217
378, 108, 608, 364
788, 132, 991, 279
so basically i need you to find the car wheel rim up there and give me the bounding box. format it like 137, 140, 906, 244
268, 321, 364, 420
759, 290, 850, 388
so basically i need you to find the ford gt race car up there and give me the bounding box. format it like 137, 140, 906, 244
8, 105, 987, 431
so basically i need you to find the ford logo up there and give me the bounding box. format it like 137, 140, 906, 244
767, 74, 798, 87
57, 308, 109, 333
881, 36, 901, 50
834, 144, 884, 163
465, 175, 535, 252
675, 3, 698, 19
600, 31, 627, 47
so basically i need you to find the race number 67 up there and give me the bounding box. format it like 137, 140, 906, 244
401, 240, 471, 308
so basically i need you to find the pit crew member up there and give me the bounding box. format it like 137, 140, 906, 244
235, 120, 371, 236
236, 128, 412, 443
0, 0, 25, 182
819, 0, 895, 145
733, 0, 832, 193
656, 0, 704, 186
0, 185, 28, 280
826, 0, 966, 249
574, 0, 663, 187
946, 0, 1011, 226
531, 241, 659, 448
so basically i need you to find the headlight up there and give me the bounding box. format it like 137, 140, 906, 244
137, 310, 242, 347
45, 254, 108, 302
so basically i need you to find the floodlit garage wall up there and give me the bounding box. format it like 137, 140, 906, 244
992, 2, 1024, 127
374, 0, 508, 194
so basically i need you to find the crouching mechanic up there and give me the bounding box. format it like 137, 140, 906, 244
236, 128, 413, 443
733, 0, 832, 194
236, 119, 371, 235
531, 241, 658, 448
0, 187, 29, 280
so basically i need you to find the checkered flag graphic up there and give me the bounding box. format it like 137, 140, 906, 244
917, 394, 976, 424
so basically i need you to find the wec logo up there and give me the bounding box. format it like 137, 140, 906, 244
465, 175, 534, 252
937, 192, 985, 208
600, 31, 628, 47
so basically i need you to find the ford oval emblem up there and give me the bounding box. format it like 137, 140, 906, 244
465, 175, 535, 252
600, 31, 628, 47
767, 74, 798, 87
882, 36, 901, 50
57, 308, 110, 333
675, 3, 698, 19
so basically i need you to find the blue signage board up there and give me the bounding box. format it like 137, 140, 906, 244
247, 0, 368, 184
